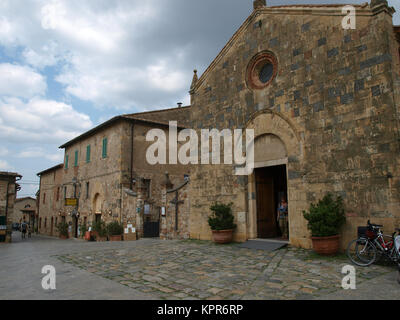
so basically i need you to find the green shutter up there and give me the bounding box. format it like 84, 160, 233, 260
65, 155, 69, 169
74, 150, 78, 167
102, 138, 108, 158
86, 145, 91, 163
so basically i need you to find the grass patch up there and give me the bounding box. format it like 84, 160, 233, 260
301, 250, 348, 262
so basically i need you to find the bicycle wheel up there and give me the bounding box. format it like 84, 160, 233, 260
346, 238, 377, 267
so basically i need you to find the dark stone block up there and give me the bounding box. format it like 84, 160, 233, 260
378, 143, 390, 153
371, 85, 381, 97
318, 37, 327, 46
269, 98, 275, 107
327, 47, 339, 58
294, 90, 301, 101
354, 79, 364, 92
328, 87, 341, 98
293, 108, 300, 117
210, 95, 217, 102
222, 61, 229, 69
305, 80, 314, 87
269, 37, 279, 47
303, 97, 309, 105
340, 93, 354, 104
205, 86, 212, 93
356, 45, 367, 53
338, 67, 351, 76
360, 54, 392, 70
344, 34, 352, 43
275, 90, 284, 97
302, 22, 310, 32
237, 84, 244, 92
291, 63, 300, 71
313, 101, 324, 112
288, 171, 301, 180
293, 48, 301, 56
288, 156, 299, 163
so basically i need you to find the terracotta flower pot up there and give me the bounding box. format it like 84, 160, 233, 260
311, 235, 340, 256
211, 229, 234, 244
59, 234, 68, 240
109, 235, 122, 241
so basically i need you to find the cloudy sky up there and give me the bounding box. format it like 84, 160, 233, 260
0, 0, 399, 197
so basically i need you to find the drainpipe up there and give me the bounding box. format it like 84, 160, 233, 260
130, 123, 135, 190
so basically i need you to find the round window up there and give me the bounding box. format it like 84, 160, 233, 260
246, 52, 278, 90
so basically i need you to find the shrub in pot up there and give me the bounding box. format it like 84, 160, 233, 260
303, 193, 346, 255
106, 221, 124, 241
56, 221, 69, 239
208, 202, 236, 244
92, 220, 107, 241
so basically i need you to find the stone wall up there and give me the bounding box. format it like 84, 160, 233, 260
189, 4, 400, 249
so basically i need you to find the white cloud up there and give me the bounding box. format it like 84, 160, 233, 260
17, 147, 64, 162
0, 159, 14, 171
0, 97, 93, 144
0, 64, 47, 98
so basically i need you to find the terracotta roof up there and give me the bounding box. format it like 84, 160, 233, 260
16, 197, 36, 202
37, 164, 64, 177
59, 106, 190, 149
0, 172, 22, 179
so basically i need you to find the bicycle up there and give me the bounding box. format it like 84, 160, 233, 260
346, 220, 400, 268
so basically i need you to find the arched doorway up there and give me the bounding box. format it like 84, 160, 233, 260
93, 193, 102, 223
254, 134, 288, 239
246, 110, 303, 243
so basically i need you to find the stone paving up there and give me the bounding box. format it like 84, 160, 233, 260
55, 239, 396, 300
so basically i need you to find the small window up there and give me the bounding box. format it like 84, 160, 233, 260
64, 186, 67, 199
65, 155, 69, 169
56, 187, 60, 201
102, 138, 108, 158
86, 145, 91, 163
43, 193, 46, 204
74, 150, 79, 167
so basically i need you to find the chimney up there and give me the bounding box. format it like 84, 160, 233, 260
253, 0, 266, 10
177, 102, 183, 108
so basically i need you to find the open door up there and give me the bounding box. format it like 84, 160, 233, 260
256, 172, 277, 238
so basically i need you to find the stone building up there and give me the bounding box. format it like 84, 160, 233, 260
188, 0, 400, 249
37, 107, 191, 239
37, 0, 400, 251
0, 172, 22, 242
12, 197, 37, 228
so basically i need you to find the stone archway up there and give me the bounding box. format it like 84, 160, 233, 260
246, 110, 306, 245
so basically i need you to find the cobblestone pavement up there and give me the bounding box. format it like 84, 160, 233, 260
56, 238, 398, 300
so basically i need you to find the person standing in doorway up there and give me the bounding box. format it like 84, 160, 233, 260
277, 196, 288, 239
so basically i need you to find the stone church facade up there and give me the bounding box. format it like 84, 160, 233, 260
37, 0, 400, 250
189, 0, 400, 249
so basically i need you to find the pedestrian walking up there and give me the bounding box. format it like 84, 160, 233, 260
21, 221, 27, 239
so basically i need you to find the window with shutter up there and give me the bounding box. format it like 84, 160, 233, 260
74, 150, 78, 167
102, 138, 108, 158
86, 145, 91, 163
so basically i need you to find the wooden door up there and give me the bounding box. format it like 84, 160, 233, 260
256, 172, 277, 238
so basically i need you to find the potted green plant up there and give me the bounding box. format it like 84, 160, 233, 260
208, 202, 236, 244
303, 193, 346, 255
106, 221, 124, 241
92, 220, 107, 241
56, 221, 69, 239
